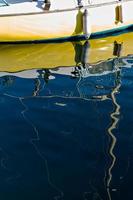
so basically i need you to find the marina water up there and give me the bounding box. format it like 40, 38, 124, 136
0, 32, 133, 200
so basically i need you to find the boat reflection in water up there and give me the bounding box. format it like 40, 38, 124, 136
0, 32, 133, 200
0, 31, 132, 71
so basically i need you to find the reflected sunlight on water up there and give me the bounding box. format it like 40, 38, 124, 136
0, 32, 133, 200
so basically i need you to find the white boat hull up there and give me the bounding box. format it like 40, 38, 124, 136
0, 0, 132, 42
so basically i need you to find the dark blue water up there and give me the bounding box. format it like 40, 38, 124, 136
0, 56, 133, 200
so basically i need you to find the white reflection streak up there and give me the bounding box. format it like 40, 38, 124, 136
19, 97, 64, 200
4, 91, 108, 103
106, 79, 121, 200
32, 79, 41, 96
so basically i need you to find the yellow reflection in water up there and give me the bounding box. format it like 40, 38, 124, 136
0, 32, 132, 72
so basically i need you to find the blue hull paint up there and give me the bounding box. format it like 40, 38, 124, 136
90, 24, 133, 39
0, 35, 88, 45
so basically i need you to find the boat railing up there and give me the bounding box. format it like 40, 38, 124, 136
88, 0, 121, 4
80, 0, 132, 6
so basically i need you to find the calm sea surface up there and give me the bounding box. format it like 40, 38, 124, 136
0, 32, 133, 200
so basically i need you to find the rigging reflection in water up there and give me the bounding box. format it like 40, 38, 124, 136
104, 42, 123, 200
105, 66, 121, 200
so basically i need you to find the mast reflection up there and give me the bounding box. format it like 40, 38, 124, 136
105, 45, 122, 200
